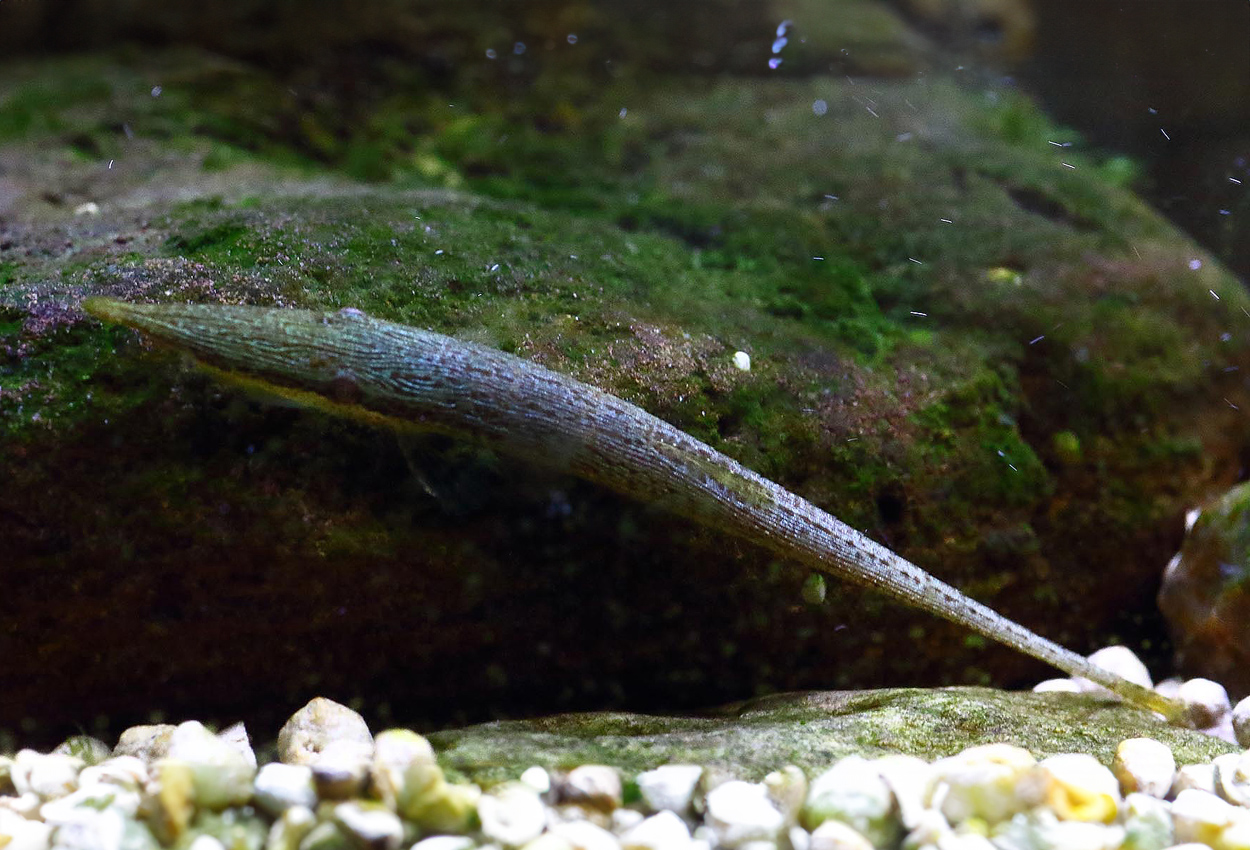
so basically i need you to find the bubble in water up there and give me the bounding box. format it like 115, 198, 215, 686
812, 99, 827, 116
567, 33, 578, 45
485, 48, 497, 59
513, 42, 526, 55
768, 58, 783, 70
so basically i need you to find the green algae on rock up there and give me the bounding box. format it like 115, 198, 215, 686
428, 688, 1235, 787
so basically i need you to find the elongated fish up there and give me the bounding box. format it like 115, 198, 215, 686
82, 297, 1186, 722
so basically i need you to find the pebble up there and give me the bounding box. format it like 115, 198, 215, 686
369, 730, 435, 812
547, 819, 621, 850
801, 757, 897, 848
309, 741, 372, 801
619, 810, 692, 850
1176, 677, 1232, 730
927, 743, 1037, 825
559, 766, 622, 813
330, 801, 403, 850
807, 819, 874, 850
1030, 753, 1121, 823
11, 750, 83, 799
277, 699, 373, 767
253, 764, 318, 815
113, 726, 176, 763
1233, 696, 1250, 748
1213, 751, 1250, 807
635, 765, 702, 815
1171, 762, 1217, 796
1075, 646, 1154, 695
478, 782, 547, 847
520, 766, 552, 795
164, 720, 257, 810
409, 838, 475, 850
704, 780, 786, 848
1112, 738, 1176, 798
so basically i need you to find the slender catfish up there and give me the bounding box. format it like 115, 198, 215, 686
82, 297, 1186, 722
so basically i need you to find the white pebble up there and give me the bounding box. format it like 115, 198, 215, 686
873, 755, 932, 829
113, 725, 176, 763
927, 743, 1037, 825
620, 810, 692, 850
0, 808, 52, 850
478, 782, 547, 847
309, 740, 373, 800
1033, 678, 1082, 694
277, 697, 373, 766
410, 838, 476, 850
611, 808, 645, 833
188, 836, 225, 850
1233, 696, 1250, 748
216, 722, 257, 770
253, 763, 317, 815
332, 801, 404, 850
370, 729, 436, 811
42, 805, 126, 850
732, 351, 751, 371
11, 750, 82, 799
763, 766, 806, 824
520, 766, 551, 794
1172, 788, 1240, 845
1029, 754, 1121, 823
704, 781, 786, 848
1076, 646, 1153, 696
807, 820, 873, 850
1213, 752, 1250, 807
265, 805, 316, 850
164, 720, 256, 810
1172, 763, 1217, 797
801, 757, 897, 847
635, 765, 703, 815
548, 819, 622, 850
1121, 792, 1174, 850
561, 766, 622, 812
1177, 678, 1231, 729
1112, 738, 1176, 798
78, 757, 148, 791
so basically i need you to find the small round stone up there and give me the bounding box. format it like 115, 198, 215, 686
547, 819, 621, 850
277, 698, 373, 766
560, 766, 622, 812
113, 725, 177, 763
1212, 752, 1250, 807
926, 744, 1036, 826
370, 730, 436, 811
619, 810, 692, 850
11, 750, 82, 800
635, 765, 703, 815
1032, 678, 1081, 694
520, 766, 551, 794
801, 756, 896, 847
1233, 696, 1250, 748
332, 801, 404, 850
808, 820, 874, 850
478, 782, 547, 848
253, 763, 317, 815
1172, 763, 1217, 797
1172, 788, 1241, 846
1112, 738, 1176, 798
1177, 677, 1232, 729
1032, 753, 1121, 823
164, 721, 256, 810
410, 838, 476, 850
1076, 646, 1153, 696
704, 780, 785, 848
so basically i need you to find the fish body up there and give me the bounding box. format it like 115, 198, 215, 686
82, 297, 1185, 722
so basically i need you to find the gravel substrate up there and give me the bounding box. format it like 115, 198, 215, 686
7, 658, 1250, 850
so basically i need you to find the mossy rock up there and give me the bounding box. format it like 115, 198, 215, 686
1, 28, 1248, 746
430, 687, 1236, 785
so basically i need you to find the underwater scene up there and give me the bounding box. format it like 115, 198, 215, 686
1, 2, 1250, 848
